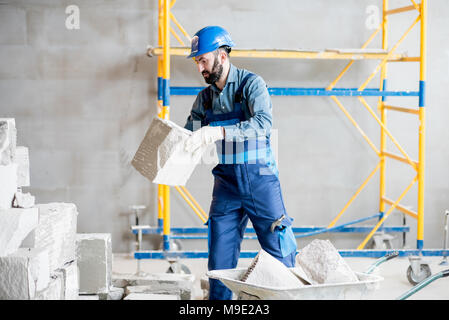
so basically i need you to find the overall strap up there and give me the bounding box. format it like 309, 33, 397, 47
201, 86, 213, 110
234, 73, 256, 104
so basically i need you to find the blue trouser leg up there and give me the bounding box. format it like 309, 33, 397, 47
207, 195, 248, 300
207, 164, 297, 300
240, 163, 297, 267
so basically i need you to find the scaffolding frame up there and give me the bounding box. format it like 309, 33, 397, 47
134, 0, 449, 259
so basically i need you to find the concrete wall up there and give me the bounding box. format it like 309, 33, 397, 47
1, 0, 448, 253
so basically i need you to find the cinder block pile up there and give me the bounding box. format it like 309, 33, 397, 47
0, 118, 79, 300
1, 118, 195, 300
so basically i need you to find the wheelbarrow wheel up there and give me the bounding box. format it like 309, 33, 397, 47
406, 263, 431, 285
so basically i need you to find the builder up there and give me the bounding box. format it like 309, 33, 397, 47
184, 26, 297, 300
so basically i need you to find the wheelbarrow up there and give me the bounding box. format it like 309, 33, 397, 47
207, 252, 398, 300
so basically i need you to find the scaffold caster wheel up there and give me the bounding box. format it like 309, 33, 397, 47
407, 263, 431, 285
166, 261, 191, 274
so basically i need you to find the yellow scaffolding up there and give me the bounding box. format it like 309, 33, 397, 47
151, 0, 427, 253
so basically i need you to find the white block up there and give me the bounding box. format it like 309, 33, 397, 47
60, 261, 79, 300
124, 293, 179, 300
0, 118, 16, 165
35, 269, 64, 300
131, 117, 201, 186
0, 247, 50, 300
125, 284, 181, 298
0, 207, 38, 256
241, 249, 304, 288
296, 239, 358, 284
14, 146, 30, 187
0, 163, 18, 209
36, 261, 78, 300
29, 203, 78, 272
77, 294, 100, 300
76, 233, 112, 294
12, 191, 35, 208
112, 272, 195, 300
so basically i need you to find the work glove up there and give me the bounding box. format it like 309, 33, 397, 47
184, 126, 224, 154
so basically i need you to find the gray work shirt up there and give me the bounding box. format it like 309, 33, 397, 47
184, 64, 273, 142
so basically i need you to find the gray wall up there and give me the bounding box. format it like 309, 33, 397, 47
1, 0, 448, 253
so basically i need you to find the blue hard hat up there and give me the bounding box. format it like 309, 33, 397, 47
187, 26, 235, 59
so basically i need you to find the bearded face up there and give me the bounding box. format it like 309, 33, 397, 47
195, 50, 225, 85
202, 54, 224, 84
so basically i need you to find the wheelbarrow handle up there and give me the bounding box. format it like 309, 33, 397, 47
385, 251, 400, 261
397, 269, 449, 300
365, 251, 399, 274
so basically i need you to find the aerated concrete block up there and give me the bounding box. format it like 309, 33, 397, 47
296, 239, 358, 284
76, 233, 112, 294
131, 117, 201, 186
112, 272, 195, 300
241, 249, 304, 288
25, 203, 78, 272
123, 293, 179, 300
0, 247, 50, 300
0, 207, 38, 256
35, 269, 64, 300
77, 294, 100, 300
60, 260, 79, 300
125, 284, 181, 299
14, 146, 30, 187
34, 261, 78, 300
0, 118, 16, 165
0, 163, 18, 209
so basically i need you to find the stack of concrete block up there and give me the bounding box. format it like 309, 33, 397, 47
112, 272, 196, 300
131, 117, 202, 186
76, 233, 112, 298
1, 203, 80, 300
0, 118, 80, 300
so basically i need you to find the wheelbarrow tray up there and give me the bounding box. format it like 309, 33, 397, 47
207, 267, 383, 300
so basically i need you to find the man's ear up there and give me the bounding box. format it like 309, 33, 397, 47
220, 50, 227, 64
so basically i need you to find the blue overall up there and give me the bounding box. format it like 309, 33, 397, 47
202, 73, 298, 300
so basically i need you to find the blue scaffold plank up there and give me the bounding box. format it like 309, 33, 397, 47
132, 226, 409, 236
169, 86, 420, 97
134, 249, 449, 260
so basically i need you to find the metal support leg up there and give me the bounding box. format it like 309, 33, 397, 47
439, 210, 449, 266
132, 226, 150, 277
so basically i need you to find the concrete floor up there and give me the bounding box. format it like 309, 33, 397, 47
112, 253, 449, 300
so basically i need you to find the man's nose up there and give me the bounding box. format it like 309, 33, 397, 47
197, 64, 204, 73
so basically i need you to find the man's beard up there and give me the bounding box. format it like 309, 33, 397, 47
202, 56, 223, 85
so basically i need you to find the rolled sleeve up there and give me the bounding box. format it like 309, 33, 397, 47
224, 75, 272, 142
